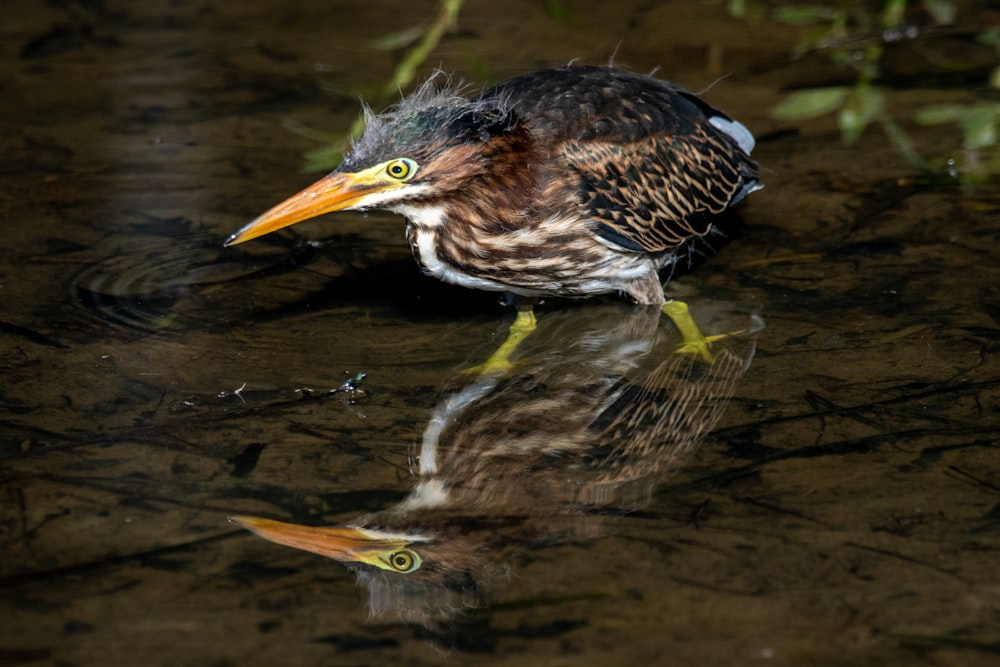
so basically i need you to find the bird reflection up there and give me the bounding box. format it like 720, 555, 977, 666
233, 302, 761, 625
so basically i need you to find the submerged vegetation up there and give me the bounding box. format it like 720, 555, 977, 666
726, 0, 999, 180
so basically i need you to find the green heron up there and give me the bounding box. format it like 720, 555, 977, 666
232, 303, 762, 624
225, 65, 760, 351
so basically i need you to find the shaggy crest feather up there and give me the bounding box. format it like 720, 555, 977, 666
342, 72, 516, 172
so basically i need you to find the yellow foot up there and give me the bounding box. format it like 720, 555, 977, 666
464, 306, 537, 376
661, 300, 739, 363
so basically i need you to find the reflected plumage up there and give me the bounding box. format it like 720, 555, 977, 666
226, 65, 760, 305
232, 302, 762, 625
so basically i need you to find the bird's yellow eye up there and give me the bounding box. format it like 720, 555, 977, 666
383, 549, 420, 573
384, 158, 417, 181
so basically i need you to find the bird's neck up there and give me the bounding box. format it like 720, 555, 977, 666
472, 122, 541, 229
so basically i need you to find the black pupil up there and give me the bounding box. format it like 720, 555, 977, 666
391, 163, 404, 176
394, 555, 408, 567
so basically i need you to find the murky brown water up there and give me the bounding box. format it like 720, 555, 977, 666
2, 1, 998, 665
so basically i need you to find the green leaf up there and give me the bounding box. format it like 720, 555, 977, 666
959, 107, 998, 149
881, 0, 906, 29
917, 104, 1000, 150
545, 0, 571, 22
371, 26, 425, 51
770, 87, 848, 120
977, 27, 1000, 47
772, 6, 837, 25
922, 0, 956, 25
838, 86, 883, 144
301, 143, 347, 173
726, 0, 746, 19
916, 104, 965, 125
880, 115, 926, 168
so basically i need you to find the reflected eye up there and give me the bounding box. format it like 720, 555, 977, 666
385, 549, 420, 572
385, 158, 417, 181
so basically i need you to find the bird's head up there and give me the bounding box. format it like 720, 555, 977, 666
231, 515, 430, 574
225, 78, 523, 247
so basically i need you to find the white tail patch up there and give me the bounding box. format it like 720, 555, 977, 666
710, 116, 756, 155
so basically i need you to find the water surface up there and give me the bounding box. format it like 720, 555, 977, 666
1, 1, 998, 665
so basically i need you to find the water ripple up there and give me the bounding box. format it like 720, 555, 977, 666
69, 227, 325, 333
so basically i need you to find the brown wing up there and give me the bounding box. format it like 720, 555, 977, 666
564, 125, 757, 254
484, 65, 759, 253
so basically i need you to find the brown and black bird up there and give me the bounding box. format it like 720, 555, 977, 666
226, 65, 760, 309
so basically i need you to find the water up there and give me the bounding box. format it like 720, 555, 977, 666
2, 1, 998, 665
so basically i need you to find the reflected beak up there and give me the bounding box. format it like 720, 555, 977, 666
224, 172, 386, 246
230, 515, 403, 562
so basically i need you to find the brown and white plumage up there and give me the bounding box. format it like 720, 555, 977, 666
231, 303, 763, 625
226, 65, 761, 304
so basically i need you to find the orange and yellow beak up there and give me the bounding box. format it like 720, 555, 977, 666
231, 515, 424, 572
224, 171, 385, 246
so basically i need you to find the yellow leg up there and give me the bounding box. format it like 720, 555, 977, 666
661, 300, 736, 363
465, 305, 537, 376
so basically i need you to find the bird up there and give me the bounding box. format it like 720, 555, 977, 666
225, 65, 761, 314
231, 302, 763, 626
